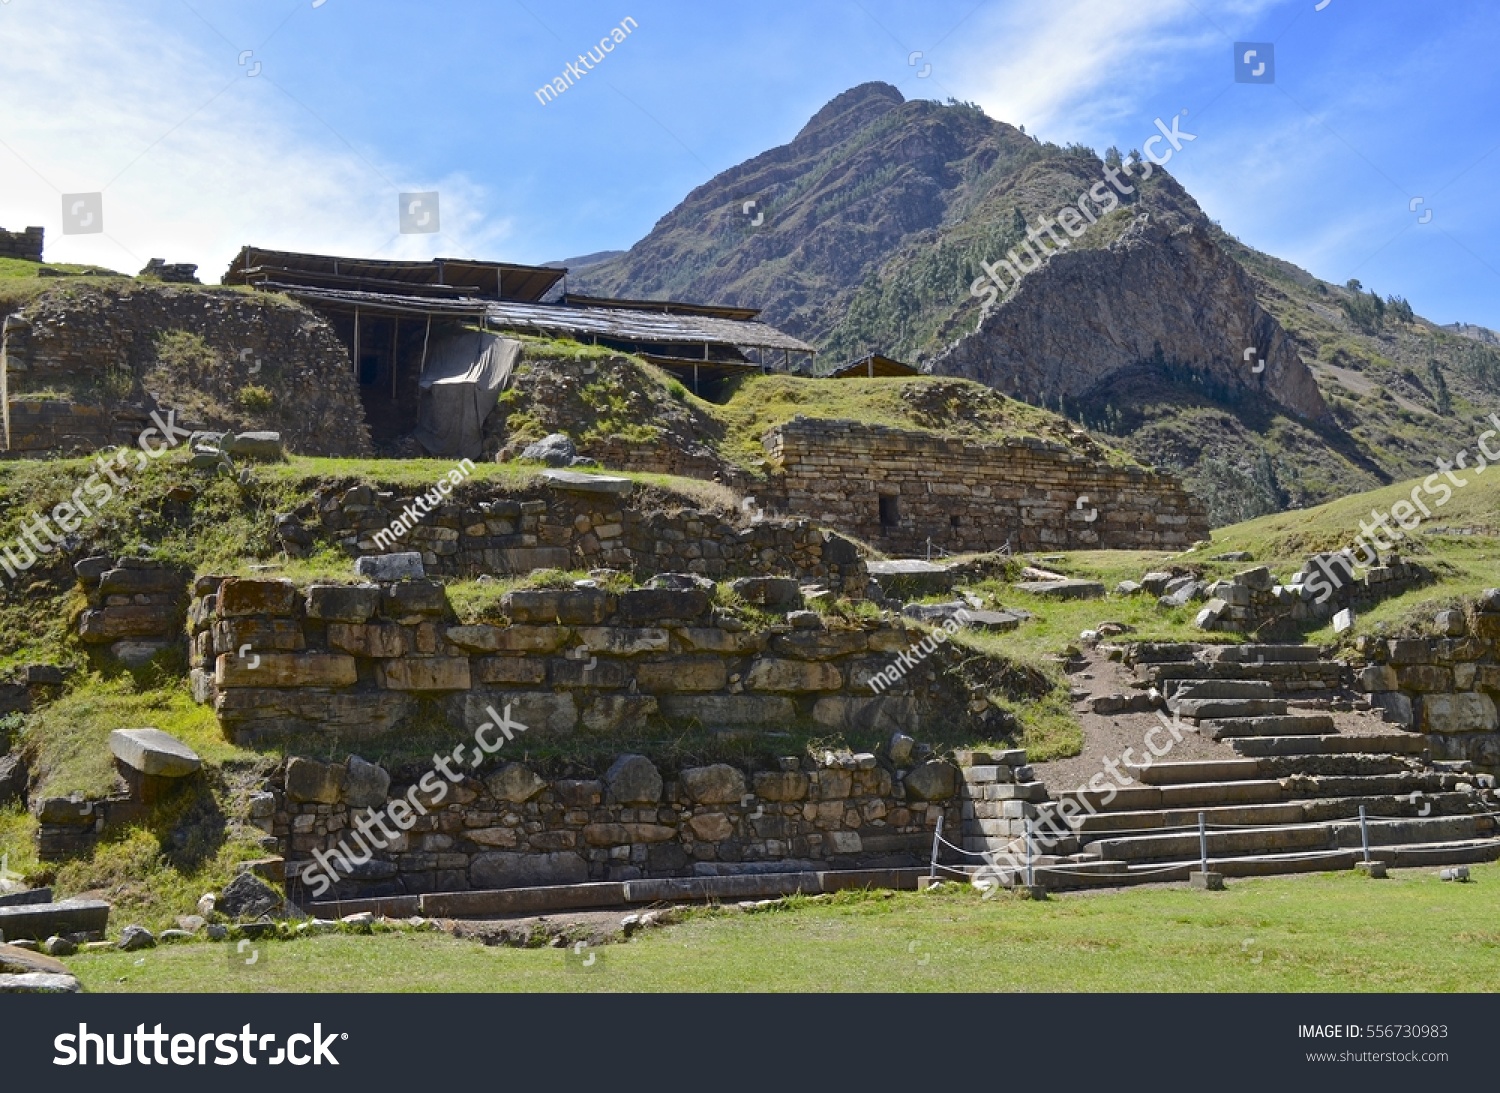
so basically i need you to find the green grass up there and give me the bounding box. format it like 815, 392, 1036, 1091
65, 865, 1500, 992
23, 676, 251, 799
713, 373, 1139, 472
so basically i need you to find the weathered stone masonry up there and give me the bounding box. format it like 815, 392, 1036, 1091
1351, 591, 1500, 768
266, 750, 963, 900
189, 576, 992, 746
763, 417, 1209, 556
0, 226, 44, 262
2, 282, 370, 457
276, 477, 868, 594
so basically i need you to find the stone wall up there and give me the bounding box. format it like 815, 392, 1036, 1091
76, 557, 191, 666
275, 476, 868, 593
267, 748, 963, 900
0, 226, 44, 262
189, 575, 995, 746
763, 417, 1208, 556
486, 354, 751, 489
1351, 593, 1500, 768
2, 281, 370, 457
1, 398, 157, 457
1196, 555, 1432, 634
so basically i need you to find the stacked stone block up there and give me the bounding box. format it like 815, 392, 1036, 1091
0, 226, 44, 262
268, 749, 963, 898
189, 575, 994, 746
955, 749, 1045, 855
278, 481, 868, 595
1196, 556, 1430, 633
2, 281, 370, 457
1351, 593, 1500, 766
75, 557, 191, 665
763, 417, 1208, 556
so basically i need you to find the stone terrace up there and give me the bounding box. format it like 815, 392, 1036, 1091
190, 575, 999, 745
764, 417, 1208, 557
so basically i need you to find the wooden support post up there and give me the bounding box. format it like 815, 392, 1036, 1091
353, 307, 361, 378
391, 317, 400, 400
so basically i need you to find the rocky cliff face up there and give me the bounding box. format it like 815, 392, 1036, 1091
929, 213, 1330, 424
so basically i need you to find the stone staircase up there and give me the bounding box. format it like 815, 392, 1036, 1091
956, 643, 1500, 890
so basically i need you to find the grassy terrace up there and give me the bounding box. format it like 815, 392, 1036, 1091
64, 865, 1500, 993
4, 414, 1500, 941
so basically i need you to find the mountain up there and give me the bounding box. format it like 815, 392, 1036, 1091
575, 83, 1500, 526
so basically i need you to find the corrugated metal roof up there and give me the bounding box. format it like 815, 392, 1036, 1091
259, 283, 814, 354
483, 297, 814, 353
224, 246, 564, 303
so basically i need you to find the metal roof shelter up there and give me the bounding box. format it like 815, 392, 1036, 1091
228, 245, 815, 417
827, 353, 920, 379
223, 246, 564, 303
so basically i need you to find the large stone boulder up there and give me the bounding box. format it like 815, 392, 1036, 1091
108, 728, 201, 778
680, 764, 746, 805
343, 756, 391, 809
224, 431, 283, 460
604, 754, 663, 805
218, 872, 283, 919
904, 760, 959, 801
520, 433, 577, 467
285, 757, 344, 804
485, 763, 546, 804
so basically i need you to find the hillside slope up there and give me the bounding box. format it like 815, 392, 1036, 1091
574, 84, 1500, 527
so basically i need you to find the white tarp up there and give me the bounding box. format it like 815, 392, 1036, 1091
412, 331, 520, 460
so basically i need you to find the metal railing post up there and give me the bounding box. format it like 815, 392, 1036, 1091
1025, 818, 1034, 888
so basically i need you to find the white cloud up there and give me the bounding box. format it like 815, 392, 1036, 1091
947, 0, 1281, 136
0, 2, 508, 281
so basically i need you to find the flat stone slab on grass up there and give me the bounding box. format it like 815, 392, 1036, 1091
354, 553, 425, 581
0, 899, 110, 941
961, 609, 1026, 632
867, 559, 954, 597
539, 469, 635, 496
0, 887, 53, 908
868, 560, 948, 577
1013, 579, 1106, 600
109, 728, 202, 778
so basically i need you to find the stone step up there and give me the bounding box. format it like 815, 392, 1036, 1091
1080, 822, 1333, 862
1144, 662, 1344, 687
1127, 759, 1264, 786
1329, 814, 1491, 847
1056, 778, 1285, 813
1229, 733, 1426, 758
1198, 714, 1336, 739
1300, 792, 1477, 822
1213, 644, 1325, 663
1282, 771, 1464, 798
1384, 838, 1500, 866
1174, 697, 1288, 721
969, 838, 1500, 890
1074, 801, 1307, 833
1164, 679, 1276, 704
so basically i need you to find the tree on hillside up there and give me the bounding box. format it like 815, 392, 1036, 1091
1427, 359, 1452, 415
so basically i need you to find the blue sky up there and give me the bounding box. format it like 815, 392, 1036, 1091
1, 0, 1496, 329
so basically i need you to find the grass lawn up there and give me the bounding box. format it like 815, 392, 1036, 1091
69, 865, 1500, 993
